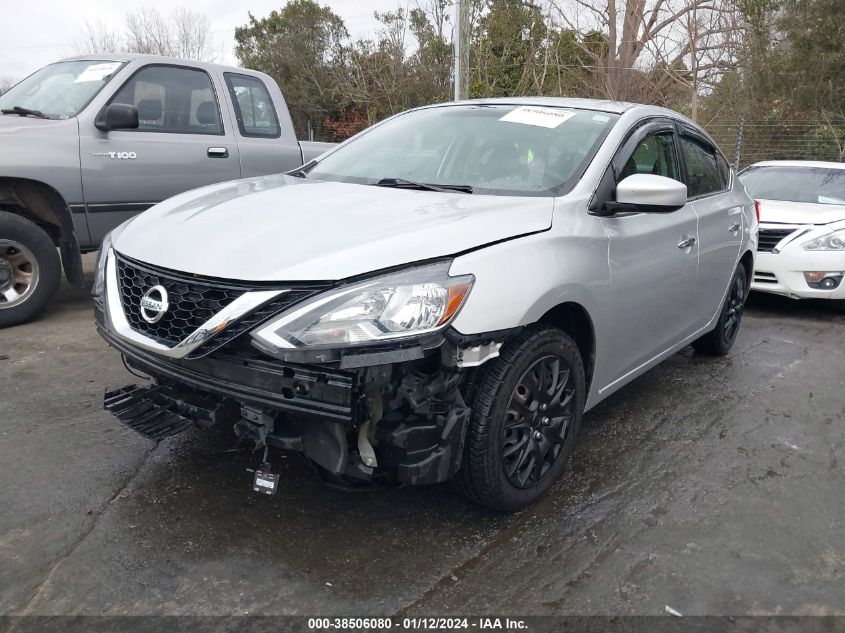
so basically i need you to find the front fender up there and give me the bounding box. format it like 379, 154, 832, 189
448, 230, 608, 336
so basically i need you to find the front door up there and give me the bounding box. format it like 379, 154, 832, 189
601, 126, 700, 382
79, 64, 241, 244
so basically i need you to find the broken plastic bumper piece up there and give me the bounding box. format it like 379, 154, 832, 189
103, 383, 238, 441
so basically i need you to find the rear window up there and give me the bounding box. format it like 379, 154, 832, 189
224, 73, 281, 138
739, 166, 845, 205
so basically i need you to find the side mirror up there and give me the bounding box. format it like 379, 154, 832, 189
607, 174, 688, 214
95, 103, 139, 132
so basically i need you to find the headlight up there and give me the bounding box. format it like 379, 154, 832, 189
804, 229, 845, 251
91, 232, 114, 298
92, 218, 135, 298
252, 262, 474, 350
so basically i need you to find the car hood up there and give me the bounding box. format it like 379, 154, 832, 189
114, 174, 553, 281
757, 199, 845, 225
0, 114, 75, 134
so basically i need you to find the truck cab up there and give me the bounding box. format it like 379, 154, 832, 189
0, 54, 331, 327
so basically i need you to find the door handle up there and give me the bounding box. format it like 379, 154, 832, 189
207, 147, 229, 158
678, 236, 697, 249
729, 222, 741, 233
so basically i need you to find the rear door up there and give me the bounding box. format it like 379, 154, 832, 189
79, 64, 241, 243
678, 130, 743, 326
600, 121, 700, 380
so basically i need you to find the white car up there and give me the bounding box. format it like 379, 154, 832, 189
739, 161, 845, 312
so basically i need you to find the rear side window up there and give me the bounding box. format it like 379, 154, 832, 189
680, 136, 723, 198
716, 153, 731, 188
110, 65, 223, 135
224, 73, 281, 138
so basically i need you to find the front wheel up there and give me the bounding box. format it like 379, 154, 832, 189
692, 263, 747, 356
0, 211, 61, 328
456, 326, 585, 512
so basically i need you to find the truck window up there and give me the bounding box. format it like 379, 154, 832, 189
110, 65, 223, 135
0, 60, 125, 119
224, 73, 281, 138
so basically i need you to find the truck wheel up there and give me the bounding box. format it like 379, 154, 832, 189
0, 211, 61, 327
692, 263, 747, 356
456, 325, 585, 512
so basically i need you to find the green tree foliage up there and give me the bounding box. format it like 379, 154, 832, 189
234, 0, 348, 134
235, 0, 843, 159
703, 0, 844, 164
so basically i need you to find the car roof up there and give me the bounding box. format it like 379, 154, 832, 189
447, 96, 639, 114
57, 54, 250, 76
745, 160, 845, 170
422, 97, 722, 153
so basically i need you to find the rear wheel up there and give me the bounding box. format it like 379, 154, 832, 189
0, 211, 61, 327
692, 263, 747, 356
457, 326, 585, 512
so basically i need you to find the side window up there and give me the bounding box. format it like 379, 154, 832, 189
110, 66, 222, 135
618, 132, 680, 182
716, 153, 731, 189
224, 73, 281, 138
680, 136, 723, 198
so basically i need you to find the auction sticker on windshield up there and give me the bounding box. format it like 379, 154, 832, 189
74, 62, 122, 83
499, 106, 577, 128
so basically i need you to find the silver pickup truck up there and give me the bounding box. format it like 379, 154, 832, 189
0, 54, 332, 326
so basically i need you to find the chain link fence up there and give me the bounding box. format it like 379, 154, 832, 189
704, 118, 845, 169
296, 108, 845, 168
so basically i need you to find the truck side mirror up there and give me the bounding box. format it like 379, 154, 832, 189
606, 174, 688, 214
95, 103, 139, 132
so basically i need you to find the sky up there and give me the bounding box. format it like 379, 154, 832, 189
0, 0, 403, 81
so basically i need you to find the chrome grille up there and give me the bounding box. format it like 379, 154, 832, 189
115, 254, 328, 358
754, 271, 778, 284
757, 228, 796, 253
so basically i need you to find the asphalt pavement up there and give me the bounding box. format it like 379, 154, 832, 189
1, 254, 843, 618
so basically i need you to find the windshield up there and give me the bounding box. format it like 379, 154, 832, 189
0, 60, 125, 119
308, 104, 619, 196
739, 166, 845, 205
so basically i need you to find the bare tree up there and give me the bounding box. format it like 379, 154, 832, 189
171, 8, 219, 61
548, 0, 743, 109
73, 19, 121, 54
0, 76, 17, 95
124, 7, 177, 56
74, 6, 219, 61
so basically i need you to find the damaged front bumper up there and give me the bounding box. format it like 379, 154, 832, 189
97, 310, 472, 487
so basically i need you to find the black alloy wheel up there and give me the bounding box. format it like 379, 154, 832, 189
692, 263, 748, 356
502, 355, 576, 489
456, 325, 585, 512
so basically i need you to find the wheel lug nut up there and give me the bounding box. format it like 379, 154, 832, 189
533, 431, 542, 440
542, 417, 550, 425
540, 403, 547, 411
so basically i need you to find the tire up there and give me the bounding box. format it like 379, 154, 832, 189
456, 325, 585, 512
0, 211, 61, 327
692, 263, 747, 356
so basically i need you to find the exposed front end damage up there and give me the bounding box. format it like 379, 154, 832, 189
97, 304, 502, 488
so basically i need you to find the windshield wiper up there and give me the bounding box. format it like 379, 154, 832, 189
287, 159, 318, 179
1, 106, 50, 119
376, 178, 473, 194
